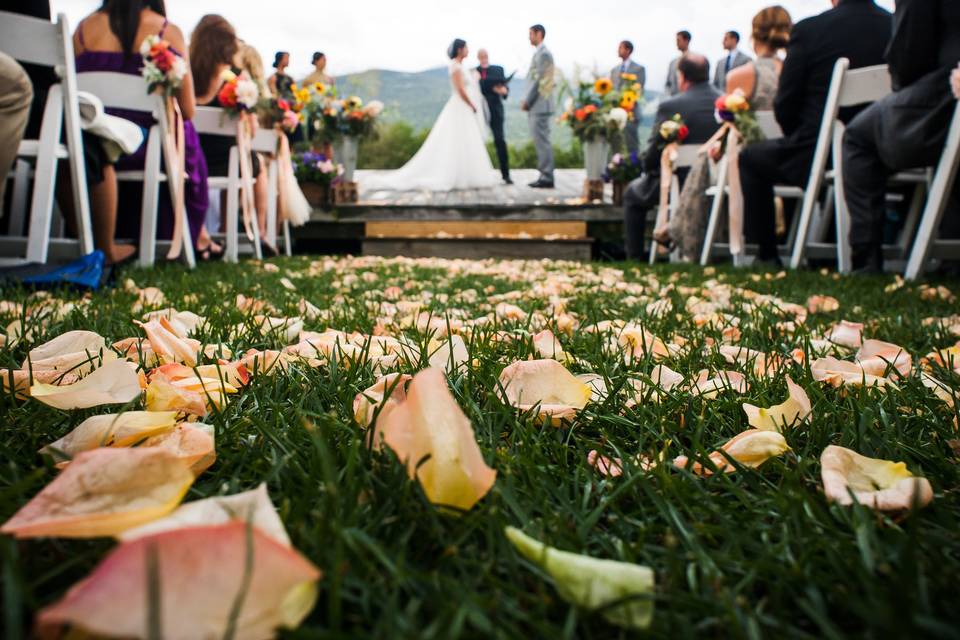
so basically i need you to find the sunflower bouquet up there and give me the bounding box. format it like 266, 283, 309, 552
302, 84, 384, 146
559, 77, 631, 145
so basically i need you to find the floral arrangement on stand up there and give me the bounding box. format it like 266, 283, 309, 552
559, 78, 630, 146
303, 84, 384, 147
715, 90, 763, 146
292, 151, 344, 211
604, 151, 643, 206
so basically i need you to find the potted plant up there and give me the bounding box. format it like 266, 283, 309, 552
292, 150, 343, 211
605, 151, 643, 206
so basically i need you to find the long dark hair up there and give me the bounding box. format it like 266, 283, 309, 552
190, 15, 238, 98
447, 39, 466, 60
99, 0, 167, 56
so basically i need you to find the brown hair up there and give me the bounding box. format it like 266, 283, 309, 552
189, 15, 238, 98
753, 6, 793, 50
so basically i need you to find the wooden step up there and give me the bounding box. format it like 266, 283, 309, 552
365, 220, 586, 240
362, 237, 593, 261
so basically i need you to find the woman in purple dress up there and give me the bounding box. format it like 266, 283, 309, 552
73, 0, 223, 263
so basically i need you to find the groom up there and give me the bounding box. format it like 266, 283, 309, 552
477, 49, 512, 185
521, 24, 555, 189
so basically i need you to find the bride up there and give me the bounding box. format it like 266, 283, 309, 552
367, 39, 499, 191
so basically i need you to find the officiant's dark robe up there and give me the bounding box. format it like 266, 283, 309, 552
478, 64, 510, 180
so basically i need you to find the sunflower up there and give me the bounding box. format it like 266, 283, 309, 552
314, 82, 327, 95
620, 90, 639, 110
594, 78, 613, 96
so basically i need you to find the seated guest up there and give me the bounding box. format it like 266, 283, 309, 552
0, 53, 32, 207
622, 54, 720, 259
654, 7, 795, 262
191, 15, 277, 256
725, 6, 792, 109
843, 0, 960, 272
268, 51, 295, 101
73, 0, 221, 263
236, 41, 271, 99
302, 51, 334, 89
739, 0, 892, 266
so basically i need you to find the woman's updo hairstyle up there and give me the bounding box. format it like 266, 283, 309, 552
447, 39, 466, 60
273, 51, 289, 69
752, 6, 792, 50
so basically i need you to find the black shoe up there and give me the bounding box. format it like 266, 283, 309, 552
528, 179, 555, 189
503, 177, 514, 185
754, 255, 783, 269
851, 243, 883, 274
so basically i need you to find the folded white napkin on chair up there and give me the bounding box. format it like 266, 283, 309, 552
76, 91, 144, 161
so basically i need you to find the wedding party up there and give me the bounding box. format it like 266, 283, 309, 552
1, 0, 960, 638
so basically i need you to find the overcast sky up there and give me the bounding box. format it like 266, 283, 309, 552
51, 0, 894, 90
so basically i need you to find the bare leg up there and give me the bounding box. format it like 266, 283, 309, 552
90, 165, 135, 264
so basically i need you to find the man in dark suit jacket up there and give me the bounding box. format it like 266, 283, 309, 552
477, 49, 512, 184
843, 0, 960, 271
0, 0, 55, 140
739, 0, 893, 265
622, 54, 720, 259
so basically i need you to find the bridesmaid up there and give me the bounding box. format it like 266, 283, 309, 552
268, 51, 295, 101
73, 0, 223, 263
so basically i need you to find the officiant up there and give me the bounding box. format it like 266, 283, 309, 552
477, 49, 512, 185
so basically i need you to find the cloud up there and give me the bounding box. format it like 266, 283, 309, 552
52, 0, 893, 90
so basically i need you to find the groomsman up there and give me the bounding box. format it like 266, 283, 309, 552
664, 30, 691, 96
477, 49, 512, 184
713, 31, 751, 91
611, 40, 646, 155
522, 24, 555, 189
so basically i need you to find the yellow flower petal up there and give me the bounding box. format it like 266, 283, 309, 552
30, 360, 141, 410
820, 445, 933, 511
41, 411, 179, 462
498, 359, 593, 426
742, 376, 812, 432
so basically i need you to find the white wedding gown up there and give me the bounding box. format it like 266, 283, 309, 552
366, 61, 498, 191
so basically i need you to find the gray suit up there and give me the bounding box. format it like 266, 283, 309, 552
611, 59, 646, 155
525, 44, 555, 182
712, 49, 752, 91
665, 57, 681, 96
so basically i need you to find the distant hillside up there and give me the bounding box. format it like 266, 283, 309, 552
336, 66, 660, 147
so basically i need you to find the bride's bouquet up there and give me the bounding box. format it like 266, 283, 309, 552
140, 35, 188, 97
559, 77, 630, 146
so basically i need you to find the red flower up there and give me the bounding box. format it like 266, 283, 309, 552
714, 96, 727, 111
149, 43, 175, 73
277, 99, 290, 111
678, 125, 690, 142
218, 81, 238, 109
574, 108, 588, 122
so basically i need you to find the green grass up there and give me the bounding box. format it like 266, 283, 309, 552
2, 258, 960, 639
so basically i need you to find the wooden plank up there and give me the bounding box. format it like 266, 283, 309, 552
363, 237, 593, 261
365, 220, 587, 239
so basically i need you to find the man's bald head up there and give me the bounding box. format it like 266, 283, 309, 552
677, 53, 709, 90
478, 49, 489, 66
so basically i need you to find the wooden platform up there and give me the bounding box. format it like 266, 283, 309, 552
292, 169, 623, 260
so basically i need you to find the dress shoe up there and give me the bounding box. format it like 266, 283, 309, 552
753, 255, 783, 269
851, 243, 883, 274
528, 179, 555, 189
503, 177, 514, 185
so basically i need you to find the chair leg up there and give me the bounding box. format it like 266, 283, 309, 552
831, 126, 852, 273
896, 181, 926, 257
9, 160, 30, 236
226, 147, 240, 263
139, 127, 162, 267
700, 158, 729, 266
906, 103, 960, 280
283, 220, 292, 257
25, 88, 64, 264
265, 159, 278, 248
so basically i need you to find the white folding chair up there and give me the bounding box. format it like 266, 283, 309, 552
0, 11, 93, 265
905, 101, 960, 280
699, 111, 805, 266
76, 71, 195, 267
649, 144, 700, 264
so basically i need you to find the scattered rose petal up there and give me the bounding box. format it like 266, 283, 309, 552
673, 429, 791, 476
137, 318, 201, 366
806, 295, 840, 314
23, 330, 111, 375
41, 411, 179, 462
379, 367, 496, 511
505, 527, 655, 630
37, 522, 321, 639
742, 377, 812, 432
119, 483, 289, 545
692, 370, 749, 398
856, 339, 912, 378
142, 424, 216, 476
30, 360, 141, 410
820, 445, 933, 511
587, 450, 623, 477
353, 373, 413, 430
811, 357, 892, 388
498, 359, 593, 426
826, 321, 864, 349
1, 447, 194, 538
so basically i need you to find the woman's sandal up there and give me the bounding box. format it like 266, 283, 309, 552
197, 243, 226, 262
260, 241, 280, 258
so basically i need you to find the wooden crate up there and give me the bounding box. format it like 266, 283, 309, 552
333, 181, 359, 204
583, 179, 605, 203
